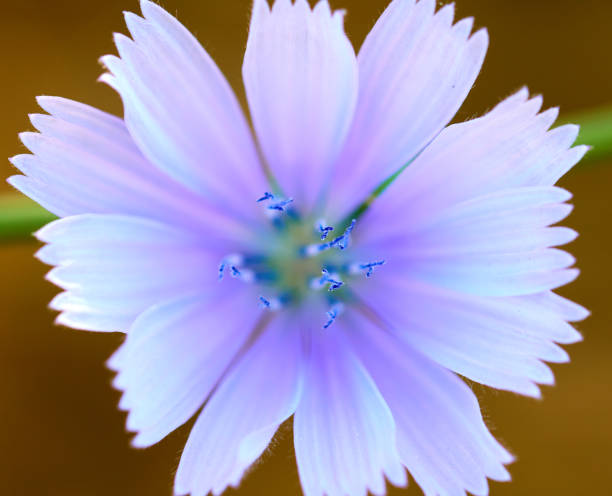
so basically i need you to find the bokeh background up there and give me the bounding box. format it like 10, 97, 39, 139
1, 0, 610, 495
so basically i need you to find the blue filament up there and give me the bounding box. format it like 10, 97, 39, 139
337, 219, 356, 250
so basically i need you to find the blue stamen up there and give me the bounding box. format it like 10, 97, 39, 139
258, 191, 294, 216
268, 198, 294, 212
320, 268, 344, 292
323, 303, 344, 329
257, 192, 274, 202
360, 260, 386, 278
317, 220, 334, 240
302, 218, 358, 257
218, 254, 245, 280
259, 294, 287, 311
225, 265, 256, 283
337, 219, 356, 250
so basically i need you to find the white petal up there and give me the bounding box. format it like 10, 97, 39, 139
175, 315, 304, 496
294, 329, 406, 496
327, 0, 488, 217
243, 0, 358, 210
348, 321, 512, 496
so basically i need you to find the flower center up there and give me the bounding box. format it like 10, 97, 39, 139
218, 192, 385, 328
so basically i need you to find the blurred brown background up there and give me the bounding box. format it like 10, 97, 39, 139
0, 0, 610, 495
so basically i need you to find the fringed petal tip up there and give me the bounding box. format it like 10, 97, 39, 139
6, 174, 28, 195
51, 309, 104, 332
501, 87, 588, 153
570, 304, 590, 322
33, 219, 59, 243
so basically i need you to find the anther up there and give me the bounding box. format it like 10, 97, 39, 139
218, 254, 245, 280
302, 219, 358, 257
258, 296, 281, 310
268, 198, 294, 212
259, 294, 289, 311
355, 260, 386, 278
229, 265, 255, 283
257, 191, 294, 216
257, 192, 274, 202
317, 220, 334, 240
323, 303, 344, 329
320, 268, 344, 292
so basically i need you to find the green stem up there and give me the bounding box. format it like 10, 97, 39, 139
567, 105, 612, 163
0, 194, 56, 242
2, 105, 612, 243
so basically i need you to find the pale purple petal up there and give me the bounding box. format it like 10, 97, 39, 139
243, 0, 358, 210
174, 315, 304, 496
357, 189, 577, 297
363, 89, 585, 225
356, 274, 582, 396
8, 97, 251, 242
108, 287, 262, 448
100, 0, 267, 219
36, 214, 226, 332
294, 328, 407, 496
354, 142, 582, 396
358, 91, 582, 297
347, 320, 513, 496
327, 0, 488, 217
